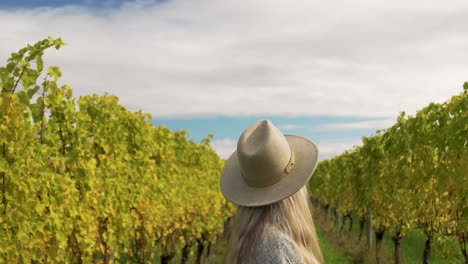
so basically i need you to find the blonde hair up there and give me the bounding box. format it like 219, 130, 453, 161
227, 186, 323, 264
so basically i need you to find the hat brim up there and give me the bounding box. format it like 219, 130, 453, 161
220, 135, 319, 207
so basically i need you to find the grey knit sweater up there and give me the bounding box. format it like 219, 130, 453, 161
254, 226, 302, 264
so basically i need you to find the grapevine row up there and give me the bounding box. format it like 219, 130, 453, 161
309, 84, 467, 263
0, 38, 235, 263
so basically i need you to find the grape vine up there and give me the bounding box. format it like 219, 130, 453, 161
309, 84, 467, 264
0, 37, 235, 263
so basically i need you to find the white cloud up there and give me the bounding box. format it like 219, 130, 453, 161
279, 118, 395, 133
317, 139, 363, 160
1, 0, 467, 118
210, 138, 236, 159
313, 118, 395, 132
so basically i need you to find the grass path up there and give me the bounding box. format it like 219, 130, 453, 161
315, 219, 355, 263
313, 209, 465, 264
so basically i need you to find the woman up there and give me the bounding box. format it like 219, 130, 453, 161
220, 120, 323, 264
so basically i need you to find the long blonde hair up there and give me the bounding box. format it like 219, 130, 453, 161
227, 186, 323, 264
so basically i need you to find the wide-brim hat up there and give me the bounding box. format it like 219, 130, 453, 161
220, 120, 319, 207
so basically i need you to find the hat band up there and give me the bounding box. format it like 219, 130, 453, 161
242, 149, 295, 188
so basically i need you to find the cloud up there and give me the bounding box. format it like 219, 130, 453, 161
279, 118, 394, 133
1, 0, 467, 118
317, 139, 363, 160
313, 118, 395, 132
210, 138, 236, 159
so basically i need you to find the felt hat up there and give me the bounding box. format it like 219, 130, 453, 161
220, 120, 319, 207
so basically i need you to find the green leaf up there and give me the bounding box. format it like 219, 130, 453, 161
37, 56, 44, 72
27, 85, 40, 99
6, 62, 15, 72
47, 66, 61, 82
30, 100, 42, 123
20, 68, 38, 90
35, 203, 44, 214
0, 158, 8, 172
47, 242, 58, 260
17, 90, 30, 106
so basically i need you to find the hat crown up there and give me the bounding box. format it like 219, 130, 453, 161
237, 120, 292, 188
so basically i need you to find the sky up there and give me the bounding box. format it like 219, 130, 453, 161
1, 0, 467, 159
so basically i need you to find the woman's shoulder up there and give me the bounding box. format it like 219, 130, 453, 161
255, 225, 302, 264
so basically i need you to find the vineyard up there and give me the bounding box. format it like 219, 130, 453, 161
309, 83, 467, 263
0, 38, 235, 263
1, 38, 467, 264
